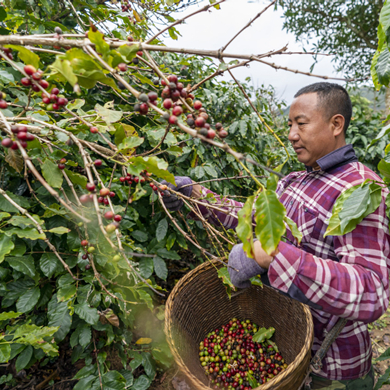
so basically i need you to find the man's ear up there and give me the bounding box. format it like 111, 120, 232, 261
331, 114, 345, 137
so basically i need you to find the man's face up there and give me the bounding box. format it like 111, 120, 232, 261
288, 92, 343, 168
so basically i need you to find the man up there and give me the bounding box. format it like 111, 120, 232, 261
161, 82, 390, 389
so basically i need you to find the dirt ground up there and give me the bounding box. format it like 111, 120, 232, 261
370, 305, 390, 389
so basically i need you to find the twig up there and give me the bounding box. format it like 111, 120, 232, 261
135, 124, 170, 157
180, 174, 265, 189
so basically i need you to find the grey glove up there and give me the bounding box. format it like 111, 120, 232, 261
160, 176, 193, 211
228, 242, 267, 289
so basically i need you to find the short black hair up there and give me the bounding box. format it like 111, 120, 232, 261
294, 82, 352, 133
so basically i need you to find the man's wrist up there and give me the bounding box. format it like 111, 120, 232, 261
191, 183, 202, 199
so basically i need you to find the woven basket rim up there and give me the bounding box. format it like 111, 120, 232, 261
165, 260, 314, 390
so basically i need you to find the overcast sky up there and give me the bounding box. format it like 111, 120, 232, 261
162, 0, 345, 105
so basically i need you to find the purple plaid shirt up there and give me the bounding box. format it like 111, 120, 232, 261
195, 145, 390, 380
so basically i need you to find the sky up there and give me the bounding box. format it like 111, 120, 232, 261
162, 0, 345, 105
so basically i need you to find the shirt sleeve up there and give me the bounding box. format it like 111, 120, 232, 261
267, 199, 390, 323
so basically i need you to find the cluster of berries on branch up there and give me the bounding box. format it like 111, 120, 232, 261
1, 124, 35, 150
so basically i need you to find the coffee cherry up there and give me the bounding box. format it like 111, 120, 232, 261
50, 94, 58, 102
1, 138, 13, 148
168, 75, 178, 83
51, 87, 60, 95
86, 183, 96, 192
17, 132, 27, 140
104, 211, 114, 220
11, 125, 20, 133
57, 97, 68, 106
81, 240, 88, 246
21, 77, 32, 86
58, 163, 65, 170
161, 112, 170, 121
139, 103, 148, 114
207, 129, 216, 139
26, 133, 35, 141
100, 188, 110, 197
153, 78, 160, 85
90, 126, 99, 134
219, 130, 228, 138
172, 106, 183, 116
181, 89, 188, 98
194, 100, 202, 110
119, 177, 126, 183
46, 103, 54, 111
136, 51, 143, 57
114, 214, 122, 222
168, 82, 176, 90
171, 90, 180, 101
133, 103, 140, 112
169, 115, 178, 125
103, 198, 109, 205
94, 159, 102, 167
215, 123, 222, 130
24, 65, 36, 76
187, 118, 195, 127
118, 63, 128, 72
42, 97, 51, 104
87, 246, 95, 253
54, 26, 63, 35
0, 100, 7, 109
10, 142, 18, 150
52, 103, 59, 110
109, 191, 115, 198
148, 91, 158, 101
195, 117, 206, 127
199, 128, 208, 137
139, 93, 149, 102
79, 194, 90, 204
32, 72, 42, 80
127, 35, 134, 41
176, 82, 184, 90
132, 57, 139, 65
105, 223, 117, 233
163, 99, 173, 109
204, 123, 210, 129
161, 87, 171, 99
39, 79, 49, 89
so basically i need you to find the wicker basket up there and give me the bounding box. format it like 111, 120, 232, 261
165, 260, 314, 390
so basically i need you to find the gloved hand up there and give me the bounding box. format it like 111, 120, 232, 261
160, 176, 193, 211
228, 242, 267, 289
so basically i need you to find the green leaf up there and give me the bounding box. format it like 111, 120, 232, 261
0, 311, 22, 321
0, 69, 14, 84
374, 366, 390, 390
254, 190, 286, 255
73, 364, 97, 380
236, 195, 255, 258
73, 375, 97, 390
57, 284, 77, 302
156, 218, 168, 242
117, 136, 144, 152
380, 1, 390, 38
136, 289, 153, 310
47, 296, 72, 342
249, 275, 263, 288
5, 227, 46, 240
41, 159, 63, 189
51, 57, 78, 87
153, 256, 167, 280
0, 191, 30, 212
139, 258, 153, 279
132, 230, 148, 242
0, 234, 14, 263
165, 146, 183, 157
89, 28, 111, 56
339, 185, 371, 232
284, 216, 302, 244
6, 256, 36, 278
6, 45, 40, 68
40, 253, 62, 278
95, 103, 123, 124
117, 43, 140, 61
156, 248, 180, 260
74, 302, 99, 325
130, 352, 143, 370
204, 165, 218, 178
0, 343, 11, 363
0, 212, 10, 221
218, 62, 228, 71
247, 373, 258, 389
16, 287, 40, 313
217, 267, 235, 290
48, 226, 70, 235
67, 99, 85, 111
15, 345, 33, 372
371, 49, 382, 90
131, 375, 151, 390
102, 370, 126, 390
142, 352, 156, 379
78, 325, 92, 349
64, 169, 87, 188
127, 156, 175, 186
376, 48, 390, 86
369, 123, 390, 147
252, 327, 275, 343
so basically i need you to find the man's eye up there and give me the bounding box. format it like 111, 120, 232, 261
298, 123, 306, 126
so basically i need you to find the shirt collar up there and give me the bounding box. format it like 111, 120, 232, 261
306, 144, 358, 172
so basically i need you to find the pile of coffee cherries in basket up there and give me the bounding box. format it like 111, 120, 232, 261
198, 318, 288, 389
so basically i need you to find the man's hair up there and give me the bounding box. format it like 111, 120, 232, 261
294, 82, 352, 133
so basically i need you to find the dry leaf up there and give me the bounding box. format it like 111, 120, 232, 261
5, 149, 23, 173
98, 308, 120, 327
172, 377, 191, 390
135, 337, 152, 345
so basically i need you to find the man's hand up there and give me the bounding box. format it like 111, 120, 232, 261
253, 240, 278, 269
160, 176, 193, 211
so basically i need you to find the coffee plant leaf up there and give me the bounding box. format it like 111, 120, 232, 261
252, 327, 275, 343
249, 276, 263, 288
0, 311, 21, 321
5, 45, 40, 68
0, 191, 30, 212
74, 364, 98, 380
47, 296, 72, 343
102, 370, 126, 390
153, 256, 167, 280
142, 352, 157, 379
0, 212, 10, 221
236, 195, 255, 258
88, 28, 110, 56
5, 148, 23, 173
0, 343, 11, 363
136, 338, 152, 345
374, 366, 390, 390
5, 227, 46, 240
254, 190, 286, 255
74, 302, 99, 325
0, 234, 14, 263
139, 258, 153, 279
156, 218, 168, 242
6, 256, 36, 278
41, 159, 63, 189
284, 216, 302, 244
132, 374, 151, 390
16, 286, 40, 313
15, 345, 33, 372
39, 253, 62, 278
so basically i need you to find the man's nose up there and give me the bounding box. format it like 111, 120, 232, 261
288, 124, 299, 143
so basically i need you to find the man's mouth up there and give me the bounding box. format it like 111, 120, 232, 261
293, 146, 305, 152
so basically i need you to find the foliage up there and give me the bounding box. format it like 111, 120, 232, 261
0, 1, 294, 389
278, 0, 381, 80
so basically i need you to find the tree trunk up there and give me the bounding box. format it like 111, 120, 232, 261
385, 87, 390, 119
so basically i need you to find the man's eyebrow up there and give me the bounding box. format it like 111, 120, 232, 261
288, 114, 308, 122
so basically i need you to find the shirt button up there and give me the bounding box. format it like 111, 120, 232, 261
304, 208, 308, 212
302, 181, 307, 185
290, 201, 293, 205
